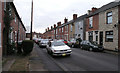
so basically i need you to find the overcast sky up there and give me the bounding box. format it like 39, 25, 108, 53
14, 0, 115, 33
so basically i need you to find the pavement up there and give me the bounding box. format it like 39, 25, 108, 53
29, 45, 48, 71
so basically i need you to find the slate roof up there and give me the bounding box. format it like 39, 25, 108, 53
88, 1, 120, 17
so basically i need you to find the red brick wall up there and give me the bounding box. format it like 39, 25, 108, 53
86, 14, 99, 31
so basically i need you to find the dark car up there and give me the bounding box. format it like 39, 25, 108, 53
81, 40, 104, 52
68, 38, 81, 48
39, 39, 49, 48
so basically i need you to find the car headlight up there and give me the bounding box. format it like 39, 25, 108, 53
93, 46, 98, 48
53, 50, 60, 52
68, 50, 72, 51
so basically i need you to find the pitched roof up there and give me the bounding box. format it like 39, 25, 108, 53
10, 2, 26, 31
88, 1, 120, 17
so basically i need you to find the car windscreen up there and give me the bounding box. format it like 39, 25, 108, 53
41, 40, 49, 43
52, 41, 65, 46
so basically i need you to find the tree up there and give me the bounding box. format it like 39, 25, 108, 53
3, 2, 14, 55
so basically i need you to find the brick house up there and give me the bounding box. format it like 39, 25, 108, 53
86, 7, 99, 43
98, 1, 120, 51
58, 18, 69, 41
74, 14, 87, 40
2, 2, 26, 55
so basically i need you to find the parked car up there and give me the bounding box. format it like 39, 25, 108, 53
68, 38, 81, 48
46, 40, 72, 56
39, 39, 49, 48
80, 40, 104, 52
59, 39, 68, 45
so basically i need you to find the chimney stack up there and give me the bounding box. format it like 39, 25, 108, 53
92, 7, 97, 12
51, 26, 53, 29
54, 24, 56, 28
45, 29, 47, 32
48, 27, 49, 31
57, 22, 61, 26
64, 17, 68, 23
73, 14, 77, 20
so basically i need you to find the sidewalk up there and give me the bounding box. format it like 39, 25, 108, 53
29, 44, 48, 71
103, 49, 119, 55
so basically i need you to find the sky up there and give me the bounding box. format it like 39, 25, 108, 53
14, 0, 115, 33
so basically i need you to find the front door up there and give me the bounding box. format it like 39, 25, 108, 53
99, 31, 103, 45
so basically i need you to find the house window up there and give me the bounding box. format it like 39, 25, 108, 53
4, 0, 6, 11
71, 25, 72, 32
89, 17, 93, 28
56, 29, 57, 34
107, 12, 112, 24
105, 31, 113, 42
15, 15, 16, 23
62, 27, 63, 32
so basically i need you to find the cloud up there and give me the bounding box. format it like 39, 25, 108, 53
14, 0, 114, 33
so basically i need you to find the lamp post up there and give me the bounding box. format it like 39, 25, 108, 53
30, 0, 33, 40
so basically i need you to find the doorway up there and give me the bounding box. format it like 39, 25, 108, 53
99, 31, 103, 45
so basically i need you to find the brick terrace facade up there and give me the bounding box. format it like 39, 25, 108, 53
2, 2, 26, 55
42, 1, 120, 51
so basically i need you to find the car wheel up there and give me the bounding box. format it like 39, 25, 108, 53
89, 48, 93, 51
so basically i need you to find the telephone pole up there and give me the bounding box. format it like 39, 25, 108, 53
30, 0, 33, 40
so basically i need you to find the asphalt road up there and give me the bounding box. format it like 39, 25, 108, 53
35, 44, 118, 72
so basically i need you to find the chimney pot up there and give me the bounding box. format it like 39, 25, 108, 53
73, 14, 77, 20
64, 17, 68, 23
92, 7, 97, 12
57, 22, 61, 26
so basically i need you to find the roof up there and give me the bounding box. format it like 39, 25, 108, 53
10, 2, 26, 31
45, 14, 88, 32
88, 1, 120, 17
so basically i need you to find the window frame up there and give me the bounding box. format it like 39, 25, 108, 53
106, 11, 112, 24
105, 31, 113, 42
89, 17, 93, 28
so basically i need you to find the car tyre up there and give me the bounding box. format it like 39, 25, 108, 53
89, 47, 93, 51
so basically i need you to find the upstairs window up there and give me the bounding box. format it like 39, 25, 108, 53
62, 27, 63, 32
89, 17, 93, 28
4, 0, 6, 11
71, 25, 72, 32
107, 12, 112, 24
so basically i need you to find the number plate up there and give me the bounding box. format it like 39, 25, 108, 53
62, 54, 66, 56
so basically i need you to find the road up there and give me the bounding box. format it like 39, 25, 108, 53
34, 44, 118, 72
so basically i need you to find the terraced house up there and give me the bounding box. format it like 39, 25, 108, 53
99, 1, 120, 51
86, 1, 120, 51
2, 2, 26, 55
74, 14, 87, 40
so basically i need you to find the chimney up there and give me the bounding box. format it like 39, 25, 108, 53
54, 24, 56, 28
57, 22, 61, 26
73, 14, 77, 20
92, 7, 97, 12
51, 26, 53, 29
48, 27, 49, 31
46, 29, 47, 32
64, 17, 68, 23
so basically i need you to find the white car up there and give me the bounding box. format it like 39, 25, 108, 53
46, 40, 72, 56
